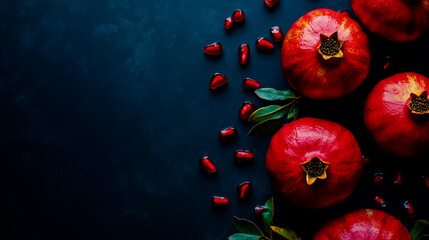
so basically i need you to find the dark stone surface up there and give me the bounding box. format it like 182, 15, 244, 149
0, 0, 428, 239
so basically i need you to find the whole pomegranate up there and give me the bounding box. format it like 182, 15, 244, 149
281, 8, 370, 99
265, 118, 362, 208
364, 72, 429, 157
351, 0, 429, 42
313, 209, 412, 240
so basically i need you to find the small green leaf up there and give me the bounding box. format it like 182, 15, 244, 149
271, 226, 301, 240
233, 216, 265, 237
255, 88, 295, 101
248, 105, 288, 123
262, 197, 274, 234
411, 220, 429, 240
247, 118, 283, 136
287, 106, 299, 122
228, 233, 263, 240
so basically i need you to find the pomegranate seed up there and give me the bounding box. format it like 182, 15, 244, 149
383, 56, 392, 70
374, 196, 387, 208
199, 155, 217, 174
254, 205, 265, 214
338, 9, 351, 17
234, 149, 255, 163
264, 0, 279, 8
362, 155, 371, 164
255, 37, 274, 50
237, 181, 252, 200
204, 42, 223, 56
270, 26, 284, 43
423, 175, 429, 188
225, 17, 233, 30
212, 196, 229, 207
219, 126, 238, 141
209, 73, 228, 90
238, 43, 250, 66
404, 201, 415, 217
243, 78, 261, 90
239, 101, 257, 120
394, 172, 403, 186
232, 9, 245, 23
374, 173, 385, 187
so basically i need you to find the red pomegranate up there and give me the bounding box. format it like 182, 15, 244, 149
313, 209, 412, 240
281, 8, 370, 99
351, 0, 429, 42
265, 118, 363, 208
364, 72, 429, 157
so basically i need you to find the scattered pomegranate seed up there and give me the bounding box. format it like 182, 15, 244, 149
219, 126, 238, 141
225, 17, 233, 30
374, 196, 387, 208
243, 78, 261, 90
264, 0, 279, 8
239, 101, 257, 120
374, 173, 385, 187
394, 172, 403, 186
254, 205, 265, 214
255, 37, 274, 50
338, 9, 351, 17
232, 9, 245, 23
383, 56, 392, 70
362, 155, 371, 164
238, 43, 250, 66
403, 201, 415, 217
209, 73, 228, 90
199, 155, 217, 174
237, 181, 252, 200
234, 149, 255, 163
204, 42, 223, 56
423, 175, 429, 188
212, 196, 229, 207
270, 26, 284, 43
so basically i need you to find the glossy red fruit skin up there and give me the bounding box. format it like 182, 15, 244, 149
364, 73, 429, 157
351, 0, 429, 42
232, 9, 245, 23
204, 42, 223, 56
234, 149, 255, 163
394, 172, 403, 186
255, 37, 274, 50
404, 201, 415, 217
270, 26, 284, 43
374, 173, 385, 187
209, 73, 228, 90
237, 181, 252, 200
199, 155, 217, 174
313, 209, 412, 240
266, 118, 362, 208
225, 17, 233, 30
238, 43, 250, 66
264, 0, 279, 7
219, 126, 238, 141
374, 196, 387, 208
243, 78, 261, 90
281, 8, 370, 99
212, 196, 228, 207
254, 205, 265, 214
239, 101, 257, 120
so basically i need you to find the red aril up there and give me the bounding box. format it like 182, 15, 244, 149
264, 0, 279, 8
237, 181, 252, 200
212, 196, 229, 207
270, 26, 284, 43
199, 155, 217, 174
254, 205, 264, 214
225, 17, 233, 30
374, 173, 385, 187
243, 78, 261, 90
219, 126, 238, 141
404, 201, 415, 217
209, 73, 228, 90
234, 149, 254, 163
394, 172, 403, 186
204, 42, 223, 56
238, 43, 249, 66
255, 37, 274, 50
374, 196, 387, 208
239, 101, 257, 120
232, 9, 245, 23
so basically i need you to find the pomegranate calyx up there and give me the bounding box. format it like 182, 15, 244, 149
316, 32, 345, 60
407, 91, 429, 115
300, 157, 330, 185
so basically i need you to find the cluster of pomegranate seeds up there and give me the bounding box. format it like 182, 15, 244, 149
383, 56, 392, 70
255, 37, 274, 50
264, 0, 279, 8
232, 9, 246, 23
219, 126, 238, 141
374, 173, 385, 187
199, 155, 217, 174
212, 196, 229, 207
234, 149, 255, 163
270, 26, 284, 43
237, 181, 252, 200
204, 42, 223, 56
374, 196, 387, 208
243, 78, 261, 90
239, 101, 257, 120
238, 43, 250, 65
394, 172, 403, 186
225, 17, 234, 30
254, 205, 265, 214
403, 201, 415, 217
209, 73, 228, 90
338, 9, 351, 17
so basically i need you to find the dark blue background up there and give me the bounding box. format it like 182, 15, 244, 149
1, 0, 428, 239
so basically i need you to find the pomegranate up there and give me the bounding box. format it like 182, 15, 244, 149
364, 72, 429, 157
351, 0, 429, 42
313, 209, 412, 240
265, 118, 362, 208
281, 8, 370, 99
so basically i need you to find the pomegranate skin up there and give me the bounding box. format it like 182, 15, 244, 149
281, 9, 370, 99
364, 72, 429, 157
265, 118, 362, 208
351, 0, 429, 42
313, 209, 412, 240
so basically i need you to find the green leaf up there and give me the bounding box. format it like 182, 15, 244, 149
287, 106, 299, 122
228, 233, 263, 240
411, 220, 429, 240
233, 216, 265, 237
247, 117, 283, 136
255, 88, 295, 101
271, 226, 301, 240
262, 197, 274, 234
248, 105, 288, 123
